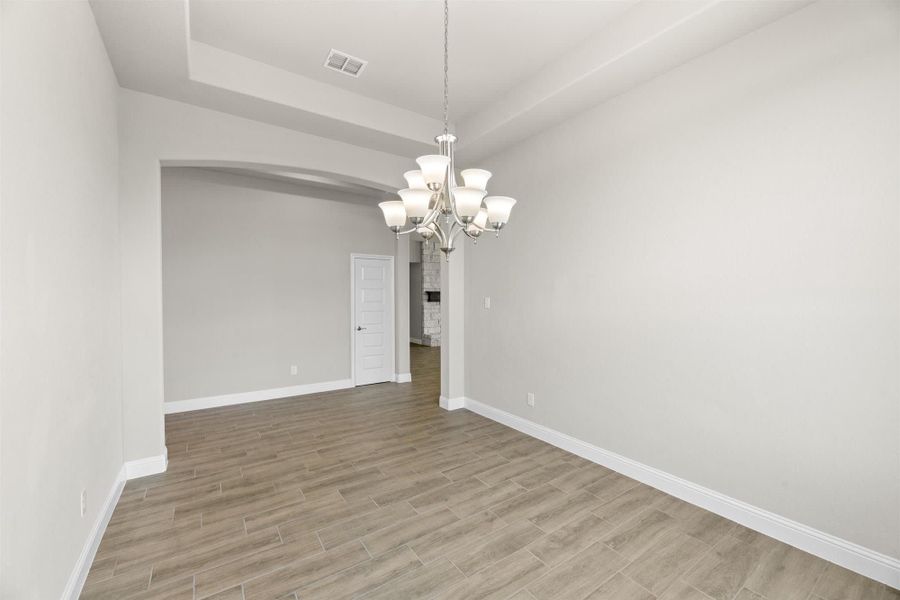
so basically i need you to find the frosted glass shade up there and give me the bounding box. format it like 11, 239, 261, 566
398, 189, 431, 219
403, 170, 427, 190
378, 201, 407, 229
416, 155, 450, 189
484, 196, 516, 226
473, 208, 488, 230
461, 169, 492, 191
452, 187, 487, 220
467, 209, 488, 237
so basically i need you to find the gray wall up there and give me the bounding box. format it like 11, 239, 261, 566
118, 89, 412, 463
162, 168, 395, 402
465, 0, 899, 559
0, 2, 123, 597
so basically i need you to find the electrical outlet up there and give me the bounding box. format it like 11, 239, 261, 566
483, 296, 491, 309
526, 392, 535, 407
290, 365, 298, 376
80, 489, 87, 517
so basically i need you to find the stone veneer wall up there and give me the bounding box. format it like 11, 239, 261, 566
421, 240, 441, 346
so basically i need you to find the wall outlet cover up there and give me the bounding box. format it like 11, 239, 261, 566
527, 392, 535, 407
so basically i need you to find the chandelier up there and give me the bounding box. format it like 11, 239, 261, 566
377, 0, 516, 258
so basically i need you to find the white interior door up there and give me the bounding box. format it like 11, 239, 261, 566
353, 256, 393, 386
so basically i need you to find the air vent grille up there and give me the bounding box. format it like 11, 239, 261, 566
324, 49, 367, 78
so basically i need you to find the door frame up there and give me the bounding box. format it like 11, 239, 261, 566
350, 253, 395, 387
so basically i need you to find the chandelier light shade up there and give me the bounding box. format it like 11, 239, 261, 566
452, 187, 487, 221
465, 208, 489, 237
474, 208, 488, 229
398, 188, 432, 220
376, 0, 516, 258
484, 196, 517, 228
403, 170, 428, 190
378, 201, 407, 231
415, 155, 452, 190
460, 168, 492, 191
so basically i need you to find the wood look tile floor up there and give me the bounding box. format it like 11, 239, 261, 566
83, 345, 897, 600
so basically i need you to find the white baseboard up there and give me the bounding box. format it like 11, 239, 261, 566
164, 379, 353, 414
64, 449, 172, 598
124, 450, 168, 480
439, 395, 466, 411
61, 464, 126, 600
395, 373, 412, 383
463, 397, 900, 589
409, 338, 423, 345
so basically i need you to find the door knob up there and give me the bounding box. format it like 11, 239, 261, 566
357, 326, 366, 331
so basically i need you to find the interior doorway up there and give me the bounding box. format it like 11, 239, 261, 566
409, 260, 424, 345
409, 239, 441, 347
351, 254, 395, 386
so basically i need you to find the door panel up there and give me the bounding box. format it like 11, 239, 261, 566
354, 257, 393, 385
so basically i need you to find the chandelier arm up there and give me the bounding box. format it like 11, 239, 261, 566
420, 209, 441, 229
432, 188, 446, 215
451, 211, 468, 229
446, 192, 468, 228
439, 184, 452, 215
449, 223, 469, 244
418, 190, 445, 228
434, 224, 450, 248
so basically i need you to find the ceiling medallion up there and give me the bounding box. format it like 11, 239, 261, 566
378, 0, 516, 259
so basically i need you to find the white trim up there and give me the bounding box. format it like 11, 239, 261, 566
61, 465, 126, 600
395, 373, 412, 383
124, 449, 169, 479
164, 379, 353, 414
62, 448, 174, 599
409, 338, 423, 345
439, 395, 466, 411
350, 253, 395, 387
463, 397, 900, 589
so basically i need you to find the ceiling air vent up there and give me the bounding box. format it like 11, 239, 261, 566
324, 49, 367, 78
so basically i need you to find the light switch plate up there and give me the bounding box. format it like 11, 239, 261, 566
527, 392, 535, 407
484, 296, 491, 309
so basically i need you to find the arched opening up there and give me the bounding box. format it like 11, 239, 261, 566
156, 160, 455, 449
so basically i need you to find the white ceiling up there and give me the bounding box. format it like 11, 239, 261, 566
189, 0, 635, 121
90, 0, 811, 161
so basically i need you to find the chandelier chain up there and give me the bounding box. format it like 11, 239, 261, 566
443, 0, 449, 135
378, 0, 515, 258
